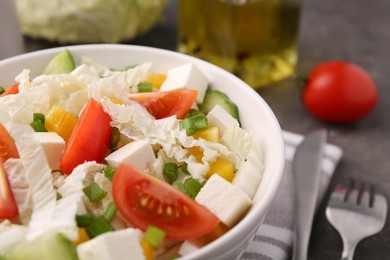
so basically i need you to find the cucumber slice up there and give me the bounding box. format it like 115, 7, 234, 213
42, 49, 76, 75
199, 90, 240, 121
3, 232, 78, 260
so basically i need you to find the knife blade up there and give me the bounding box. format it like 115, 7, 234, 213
292, 129, 326, 260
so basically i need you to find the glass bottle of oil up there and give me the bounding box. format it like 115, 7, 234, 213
178, 0, 302, 88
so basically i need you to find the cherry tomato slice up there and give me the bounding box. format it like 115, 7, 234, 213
59, 98, 112, 175
0, 124, 19, 219
112, 163, 220, 240
0, 158, 19, 219
127, 88, 198, 119
302, 61, 378, 122
0, 123, 19, 162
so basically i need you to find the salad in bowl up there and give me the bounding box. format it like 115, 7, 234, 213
0, 45, 284, 260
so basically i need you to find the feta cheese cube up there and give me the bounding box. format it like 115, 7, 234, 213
195, 174, 252, 227
160, 63, 209, 104
105, 140, 155, 170
206, 105, 239, 136
77, 228, 144, 260
33, 132, 65, 170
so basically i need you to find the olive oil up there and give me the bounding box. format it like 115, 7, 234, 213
178, 0, 302, 88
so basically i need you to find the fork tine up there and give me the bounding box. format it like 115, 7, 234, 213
329, 185, 347, 202
348, 187, 359, 204
359, 188, 370, 206
326, 181, 388, 260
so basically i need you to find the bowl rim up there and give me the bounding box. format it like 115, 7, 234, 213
0, 44, 285, 259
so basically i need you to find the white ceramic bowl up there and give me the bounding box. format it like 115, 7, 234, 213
0, 44, 285, 260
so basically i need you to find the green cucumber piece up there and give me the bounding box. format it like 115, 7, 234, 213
199, 90, 240, 121
3, 232, 78, 260
43, 49, 76, 75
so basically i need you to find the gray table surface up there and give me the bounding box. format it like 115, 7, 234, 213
23, 0, 390, 259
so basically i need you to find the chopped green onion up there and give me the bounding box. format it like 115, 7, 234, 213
144, 225, 166, 248
173, 182, 186, 193
180, 112, 208, 136
76, 213, 94, 227
137, 82, 153, 93
181, 162, 190, 175
174, 178, 203, 199
33, 113, 46, 124
103, 202, 117, 223
179, 118, 196, 136
183, 177, 203, 199
163, 163, 178, 184
86, 216, 114, 238
192, 113, 208, 129
30, 120, 47, 132
30, 112, 47, 132
184, 109, 203, 118
104, 165, 116, 181
83, 182, 107, 202
0, 86, 5, 95
109, 127, 120, 149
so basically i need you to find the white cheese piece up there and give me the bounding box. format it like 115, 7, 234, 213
232, 145, 264, 199
160, 63, 209, 104
195, 174, 252, 227
105, 139, 155, 170
34, 132, 65, 170
206, 105, 239, 136
77, 228, 144, 260
178, 241, 200, 257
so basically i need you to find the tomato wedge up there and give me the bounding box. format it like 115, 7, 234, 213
0, 124, 19, 219
0, 83, 19, 97
0, 123, 19, 162
112, 163, 220, 240
127, 88, 198, 119
59, 98, 112, 175
0, 158, 19, 219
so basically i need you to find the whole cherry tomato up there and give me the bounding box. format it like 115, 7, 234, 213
302, 61, 378, 122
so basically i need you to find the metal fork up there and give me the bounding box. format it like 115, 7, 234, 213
326, 181, 388, 260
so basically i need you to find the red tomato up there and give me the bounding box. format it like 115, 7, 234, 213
0, 123, 19, 162
59, 98, 112, 175
0, 83, 19, 97
127, 88, 198, 119
0, 158, 19, 219
302, 61, 378, 122
112, 163, 220, 240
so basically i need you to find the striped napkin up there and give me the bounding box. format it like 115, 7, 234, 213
239, 130, 343, 260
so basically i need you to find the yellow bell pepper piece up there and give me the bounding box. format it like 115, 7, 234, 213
206, 158, 234, 182
193, 126, 219, 142
146, 73, 167, 89
140, 239, 155, 260
188, 146, 203, 163
110, 98, 123, 105
72, 228, 89, 246
45, 105, 77, 142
